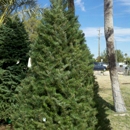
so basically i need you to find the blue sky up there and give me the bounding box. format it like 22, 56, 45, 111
37, 0, 130, 58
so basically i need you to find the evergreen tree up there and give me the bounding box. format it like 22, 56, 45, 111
24, 15, 41, 43
0, 17, 30, 122
15, 0, 99, 129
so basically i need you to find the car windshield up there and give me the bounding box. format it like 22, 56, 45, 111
94, 62, 102, 66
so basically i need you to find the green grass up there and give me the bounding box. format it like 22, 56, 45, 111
97, 75, 130, 130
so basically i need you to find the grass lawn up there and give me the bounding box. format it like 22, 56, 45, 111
95, 71, 130, 130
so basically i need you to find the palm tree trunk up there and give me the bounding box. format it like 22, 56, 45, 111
104, 0, 127, 113
0, 0, 14, 26
67, 0, 75, 15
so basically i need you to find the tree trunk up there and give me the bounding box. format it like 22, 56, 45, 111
104, 0, 127, 113
67, 0, 75, 15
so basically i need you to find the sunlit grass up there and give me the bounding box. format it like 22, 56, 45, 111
96, 73, 130, 130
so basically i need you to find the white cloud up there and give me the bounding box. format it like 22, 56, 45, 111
82, 27, 130, 42
82, 27, 104, 37
115, 36, 130, 42
114, 27, 130, 36
75, 0, 86, 11
114, 0, 130, 13
119, 0, 130, 6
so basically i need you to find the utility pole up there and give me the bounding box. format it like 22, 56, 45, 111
97, 29, 101, 57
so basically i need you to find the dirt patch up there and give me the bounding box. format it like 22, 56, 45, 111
0, 125, 13, 130
0, 126, 5, 130
0, 125, 12, 130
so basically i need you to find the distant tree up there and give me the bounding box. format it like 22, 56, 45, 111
104, 0, 126, 113
100, 49, 108, 63
124, 53, 128, 62
10, 4, 45, 43
124, 53, 127, 58
14, 0, 100, 129
24, 17, 41, 42
125, 57, 130, 65
96, 56, 103, 62
101, 49, 124, 63
23, 6, 44, 43
115, 50, 124, 62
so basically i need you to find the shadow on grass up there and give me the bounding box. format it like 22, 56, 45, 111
96, 95, 113, 130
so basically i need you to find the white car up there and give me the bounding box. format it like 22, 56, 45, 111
102, 63, 108, 68
117, 62, 127, 69
99, 62, 108, 69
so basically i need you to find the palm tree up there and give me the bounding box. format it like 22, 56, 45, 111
67, 0, 75, 14
104, 0, 126, 113
0, 0, 37, 25
0, 0, 14, 25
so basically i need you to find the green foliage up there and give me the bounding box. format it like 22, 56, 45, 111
0, 66, 25, 120
0, 17, 29, 68
0, 17, 30, 121
125, 57, 130, 65
101, 49, 125, 63
22, 5, 45, 43
24, 15, 41, 43
115, 50, 124, 62
14, 0, 100, 129
100, 49, 108, 63
96, 56, 104, 62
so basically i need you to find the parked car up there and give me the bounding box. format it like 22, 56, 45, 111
93, 62, 106, 71
116, 62, 127, 68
